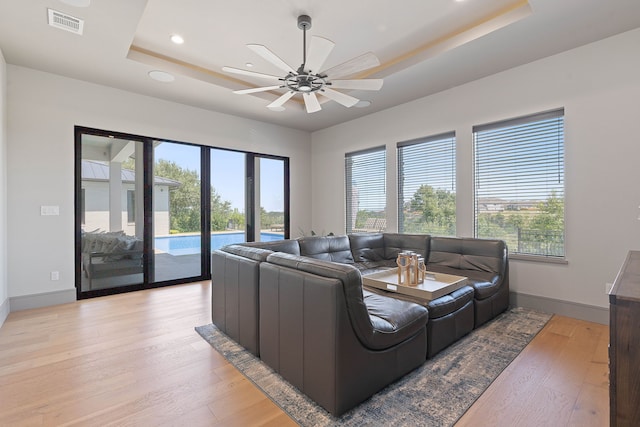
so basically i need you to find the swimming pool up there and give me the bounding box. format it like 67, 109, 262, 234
155, 232, 284, 256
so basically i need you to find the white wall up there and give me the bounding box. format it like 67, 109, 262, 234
311, 28, 640, 312
7, 67, 312, 300
0, 48, 8, 325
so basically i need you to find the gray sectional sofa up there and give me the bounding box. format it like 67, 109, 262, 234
211, 233, 509, 416
81, 230, 144, 289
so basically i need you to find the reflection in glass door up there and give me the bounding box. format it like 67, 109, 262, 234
211, 149, 247, 250
79, 134, 144, 293
153, 141, 202, 282
257, 157, 287, 241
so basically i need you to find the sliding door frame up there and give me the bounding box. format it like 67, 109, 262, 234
75, 126, 290, 299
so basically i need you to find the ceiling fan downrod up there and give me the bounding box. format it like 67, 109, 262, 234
298, 14, 311, 71
285, 14, 326, 94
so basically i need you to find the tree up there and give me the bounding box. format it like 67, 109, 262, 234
404, 184, 456, 235
530, 191, 564, 232
210, 189, 234, 231
154, 159, 201, 233
122, 159, 244, 233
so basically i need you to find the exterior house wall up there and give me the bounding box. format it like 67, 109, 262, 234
81, 181, 171, 236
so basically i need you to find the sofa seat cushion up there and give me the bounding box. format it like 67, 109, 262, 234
362, 290, 429, 348
468, 278, 501, 300
427, 264, 501, 300
354, 261, 396, 275
298, 235, 355, 264
426, 286, 475, 319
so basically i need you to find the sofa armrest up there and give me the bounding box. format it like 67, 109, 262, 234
211, 249, 262, 356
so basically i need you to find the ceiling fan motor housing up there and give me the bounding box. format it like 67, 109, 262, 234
297, 15, 311, 30
284, 72, 326, 93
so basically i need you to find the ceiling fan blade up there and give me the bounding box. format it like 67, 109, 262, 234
305, 36, 335, 74
234, 85, 282, 95
267, 91, 296, 109
330, 79, 384, 91
320, 88, 359, 108
222, 66, 282, 81
303, 92, 321, 113
321, 52, 380, 79
247, 44, 296, 74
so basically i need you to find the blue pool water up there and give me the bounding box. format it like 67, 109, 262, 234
155, 232, 284, 256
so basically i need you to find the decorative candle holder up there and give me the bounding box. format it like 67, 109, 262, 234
396, 251, 411, 284
417, 256, 426, 283
397, 251, 425, 286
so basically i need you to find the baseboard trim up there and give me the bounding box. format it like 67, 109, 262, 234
510, 291, 609, 325
10, 289, 76, 312
0, 297, 9, 328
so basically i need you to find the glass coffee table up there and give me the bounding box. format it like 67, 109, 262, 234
362, 269, 468, 302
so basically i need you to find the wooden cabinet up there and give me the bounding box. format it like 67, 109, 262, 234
609, 250, 640, 427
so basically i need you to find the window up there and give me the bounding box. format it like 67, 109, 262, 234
398, 132, 456, 236
474, 109, 565, 258
345, 146, 386, 233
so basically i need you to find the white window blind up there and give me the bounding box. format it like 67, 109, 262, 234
345, 146, 386, 233
474, 109, 565, 258
398, 132, 456, 236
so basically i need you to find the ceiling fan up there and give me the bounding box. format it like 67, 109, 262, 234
222, 15, 384, 113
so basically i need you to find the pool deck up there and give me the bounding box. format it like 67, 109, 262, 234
80, 230, 285, 292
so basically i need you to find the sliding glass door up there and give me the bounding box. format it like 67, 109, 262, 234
257, 156, 287, 241
152, 141, 203, 282
78, 133, 145, 293
76, 127, 290, 298
211, 149, 247, 249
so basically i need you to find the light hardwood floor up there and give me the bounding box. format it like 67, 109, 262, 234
0, 282, 609, 426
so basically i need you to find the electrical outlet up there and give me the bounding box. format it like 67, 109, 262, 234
41, 205, 60, 216
51, 271, 60, 281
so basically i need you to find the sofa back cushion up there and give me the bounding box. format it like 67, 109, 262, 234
221, 244, 274, 262
298, 235, 354, 264
349, 233, 385, 262
383, 233, 429, 260
239, 239, 301, 255
428, 237, 506, 275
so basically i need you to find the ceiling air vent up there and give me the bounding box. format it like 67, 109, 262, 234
47, 8, 84, 35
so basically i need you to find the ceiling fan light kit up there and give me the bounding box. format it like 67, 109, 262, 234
223, 14, 383, 113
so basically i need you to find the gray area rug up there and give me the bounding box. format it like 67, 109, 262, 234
195, 307, 551, 426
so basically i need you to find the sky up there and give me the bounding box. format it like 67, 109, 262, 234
155, 142, 284, 212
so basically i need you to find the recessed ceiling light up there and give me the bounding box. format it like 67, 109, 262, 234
170, 34, 184, 44
58, 0, 90, 6
354, 100, 372, 108
268, 106, 286, 112
148, 70, 175, 83
246, 63, 254, 68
